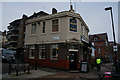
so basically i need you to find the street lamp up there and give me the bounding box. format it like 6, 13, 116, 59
105, 7, 118, 71
105, 7, 116, 45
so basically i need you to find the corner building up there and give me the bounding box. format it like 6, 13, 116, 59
24, 7, 90, 70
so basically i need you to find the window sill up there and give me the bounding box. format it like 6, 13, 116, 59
50, 31, 60, 34
41, 33, 46, 35
50, 59, 58, 62
50, 58, 58, 60
30, 34, 37, 37
29, 57, 34, 59
39, 57, 46, 59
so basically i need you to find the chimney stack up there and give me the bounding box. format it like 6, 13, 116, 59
69, 5, 74, 12
52, 8, 57, 14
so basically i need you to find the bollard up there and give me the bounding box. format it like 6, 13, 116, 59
23, 67, 26, 73
16, 68, 18, 76
23, 65, 26, 73
35, 61, 37, 70
8, 61, 11, 75
27, 64, 30, 74
16, 64, 19, 76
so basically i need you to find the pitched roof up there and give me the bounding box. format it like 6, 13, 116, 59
89, 33, 108, 41
28, 11, 49, 19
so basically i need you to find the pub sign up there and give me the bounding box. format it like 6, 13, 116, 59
70, 19, 77, 32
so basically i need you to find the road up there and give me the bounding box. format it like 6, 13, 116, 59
2, 61, 120, 80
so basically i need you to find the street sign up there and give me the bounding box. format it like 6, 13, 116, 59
113, 46, 117, 51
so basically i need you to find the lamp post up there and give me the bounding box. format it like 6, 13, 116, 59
105, 7, 118, 71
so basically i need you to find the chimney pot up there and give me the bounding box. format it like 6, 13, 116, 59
52, 8, 57, 14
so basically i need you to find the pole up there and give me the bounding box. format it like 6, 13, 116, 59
110, 9, 116, 45
110, 8, 118, 71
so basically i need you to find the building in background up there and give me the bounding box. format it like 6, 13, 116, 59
109, 41, 120, 62
0, 31, 2, 48
108, 41, 115, 62
6, 15, 27, 60
24, 6, 90, 70
0, 30, 7, 48
89, 33, 109, 62
6, 10, 49, 61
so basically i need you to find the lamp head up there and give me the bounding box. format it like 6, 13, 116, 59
105, 7, 112, 11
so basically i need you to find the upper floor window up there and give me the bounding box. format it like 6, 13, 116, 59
52, 19, 59, 32
105, 40, 108, 47
42, 22, 45, 33
50, 44, 58, 59
98, 48, 101, 54
81, 24, 83, 31
94, 37, 98, 41
39, 45, 46, 59
31, 23, 36, 35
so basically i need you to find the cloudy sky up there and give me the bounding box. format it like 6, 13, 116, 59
1, 1, 119, 42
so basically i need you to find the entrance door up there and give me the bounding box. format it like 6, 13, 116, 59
69, 52, 77, 70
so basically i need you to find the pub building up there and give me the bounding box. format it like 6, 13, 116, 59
24, 5, 90, 70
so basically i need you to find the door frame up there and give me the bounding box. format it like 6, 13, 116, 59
69, 49, 78, 70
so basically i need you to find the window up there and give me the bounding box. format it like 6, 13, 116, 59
29, 45, 35, 58
50, 44, 58, 59
42, 22, 45, 33
81, 24, 83, 31
39, 45, 46, 59
52, 19, 59, 32
31, 23, 36, 34
70, 44, 78, 49
98, 48, 101, 54
94, 37, 98, 41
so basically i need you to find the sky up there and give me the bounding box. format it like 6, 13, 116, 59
1, 1, 119, 42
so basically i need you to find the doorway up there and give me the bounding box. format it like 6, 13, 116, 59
69, 51, 77, 70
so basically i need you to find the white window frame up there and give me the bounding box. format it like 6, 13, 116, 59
39, 45, 46, 59
50, 44, 58, 59
94, 37, 98, 41
98, 48, 101, 54
31, 23, 36, 35
42, 21, 46, 34
51, 19, 59, 33
29, 45, 35, 59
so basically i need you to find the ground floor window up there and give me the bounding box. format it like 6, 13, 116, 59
50, 44, 58, 59
29, 45, 35, 58
39, 45, 46, 59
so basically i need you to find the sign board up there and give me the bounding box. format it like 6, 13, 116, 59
113, 46, 117, 51
80, 61, 88, 72
81, 35, 89, 43
70, 19, 77, 32
53, 36, 59, 40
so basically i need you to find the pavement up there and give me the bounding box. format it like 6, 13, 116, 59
1, 62, 118, 80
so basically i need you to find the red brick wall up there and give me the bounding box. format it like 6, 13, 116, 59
90, 37, 109, 61
28, 59, 69, 70
94, 42, 108, 61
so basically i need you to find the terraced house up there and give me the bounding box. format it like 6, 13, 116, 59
24, 6, 90, 70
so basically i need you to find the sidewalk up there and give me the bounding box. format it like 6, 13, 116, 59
40, 62, 114, 79
2, 62, 115, 80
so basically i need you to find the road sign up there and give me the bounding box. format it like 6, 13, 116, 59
113, 46, 117, 51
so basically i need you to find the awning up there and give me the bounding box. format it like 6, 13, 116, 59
81, 35, 89, 44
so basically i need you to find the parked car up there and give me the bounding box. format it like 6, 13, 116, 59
0, 48, 15, 63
